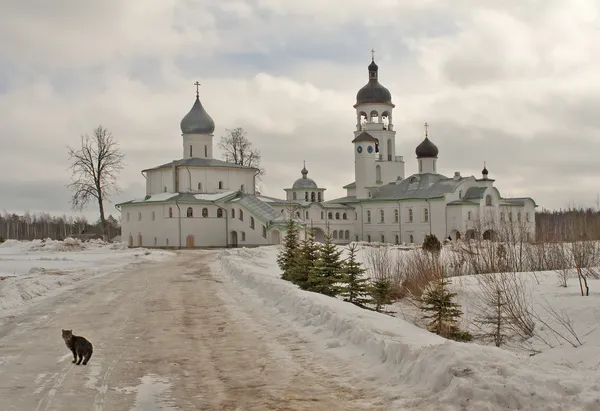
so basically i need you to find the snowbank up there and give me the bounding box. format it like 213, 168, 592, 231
214, 246, 600, 411
0, 238, 174, 312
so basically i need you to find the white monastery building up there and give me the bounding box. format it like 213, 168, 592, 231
117, 57, 536, 248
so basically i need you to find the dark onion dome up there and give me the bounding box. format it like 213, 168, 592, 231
180, 95, 215, 134
415, 137, 439, 158
292, 165, 318, 189
482, 164, 489, 175
355, 58, 394, 107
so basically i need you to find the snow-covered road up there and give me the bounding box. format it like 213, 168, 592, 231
0, 251, 391, 410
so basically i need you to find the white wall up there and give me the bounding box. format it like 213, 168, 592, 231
146, 166, 256, 195
182, 133, 213, 159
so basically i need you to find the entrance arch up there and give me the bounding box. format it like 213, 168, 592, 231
449, 229, 461, 241
465, 229, 477, 241
230, 231, 238, 248
313, 227, 326, 243
186, 235, 195, 248
137, 234, 142, 247
270, 230, 281, 245
128, 235, 133, 248
483, 229, 496, 241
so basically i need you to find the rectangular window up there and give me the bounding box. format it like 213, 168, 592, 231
395, 234, 399, 244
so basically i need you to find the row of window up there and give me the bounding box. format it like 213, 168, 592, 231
364, 234, 414, 244
332, 230, 351, 240
292, 191, 323, 202
295, 210, 352, 220
160, 182, 246, 193
465, 211, 530, 222
366, 208, 428, 224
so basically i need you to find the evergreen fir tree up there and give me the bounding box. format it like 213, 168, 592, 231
308, 232, 344, 296
289, 226, 320, 290
420, 274, 472, 341
277, 212, 300, 281
423, 234, 442, 254
340, 243, 371, 307
370, 276, 393, 312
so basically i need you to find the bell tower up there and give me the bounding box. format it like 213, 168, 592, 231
353, 51, 404, 199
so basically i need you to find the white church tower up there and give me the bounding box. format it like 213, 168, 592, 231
353, 51, 405, 199
180, 81, 215, 159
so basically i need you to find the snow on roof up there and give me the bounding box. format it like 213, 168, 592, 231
193, 191, 236, 201
132, 192, 178, 203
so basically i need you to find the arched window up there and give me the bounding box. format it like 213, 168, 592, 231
408, 209, 413, 223
486, 195, 492, 206
424, 208, 429, 222
305, 192, 309, 201
394, 209, 399, 223
342, 213, 347, 220
189, 145, 192, 157
328, 212, 333, 219
166, 238, 169, 246
239, 210, 244, 221
311, 192, 315, 202
138, 212, 142, 221
335, 212, 340, 220
187, 207, 193, 217
333, 230, 338, 239
154, 237, 157, 246
262, 225, 267, 238
367, 235, 371, 242
387, 139, 392, 161
305, 211, 309, 219
409, 234, 414, 243
459, 190, 462, 199
202, 208, 208, 218
241, 231, 246, 241
231, 209, 235, 218
217, 208, 223, 218
293, 192, 297, 200
164, 186, 167, 193
370, 110, 379, 123
296, 212, 300, 218
376, 165, 381, 182
517, 212, 521, 222
395, 234, 399, 244
168, 207, 173, 218
526, 212, 530, 222
367, 210, 371, 223
241, 184, 245, 192
381, 235, 385, 243
151, 211, 155, 221
468, 211, 472, 220
345, 230, 350, 239
250, 217, 255, 229
380, 209, 384, 223
204, 145, 207, 157
317, 192, 322, 202
219, 181, 223, 189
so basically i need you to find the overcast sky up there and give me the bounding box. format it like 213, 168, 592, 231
1, 0, 599, 222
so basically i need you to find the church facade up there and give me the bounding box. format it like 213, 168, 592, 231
117, 58, 536, 248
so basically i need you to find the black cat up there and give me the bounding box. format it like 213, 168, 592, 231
62, 329, 93, 365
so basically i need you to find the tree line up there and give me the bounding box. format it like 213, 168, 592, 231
0, 212, 121, 242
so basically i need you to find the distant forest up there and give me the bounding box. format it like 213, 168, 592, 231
0, 208, 598, 243
0, 212, 121, 242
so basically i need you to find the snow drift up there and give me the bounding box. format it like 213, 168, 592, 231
214, 246, 600, 411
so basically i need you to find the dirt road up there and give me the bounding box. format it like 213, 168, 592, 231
0, 251, 392, 410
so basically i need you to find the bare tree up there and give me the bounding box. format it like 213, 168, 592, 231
67, 126, 125, 240
218, 128, 265, 191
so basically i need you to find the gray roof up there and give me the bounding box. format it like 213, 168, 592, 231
448, 200, 479, 206
415, 137, 439, 158
501, 197, 536, 207
355, 59, 393, 107
368, 173, 465, 201
117, 191, 238, 207
325, 196, 359, 205
463, 187, 487, 200
180, 96, 215, 134
292, 166, 318, 189
352, 132, 378, 143
233, 195, 280, 222
143, 157, 256, 172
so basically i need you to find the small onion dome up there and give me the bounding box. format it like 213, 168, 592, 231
292, 165, 318, 189
482, 164, 489, 176
415, 137, 439, 158
355, 59, 393, 106
180, 96, 215, 134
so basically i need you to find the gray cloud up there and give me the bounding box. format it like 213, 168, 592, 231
1, 0, 600, 222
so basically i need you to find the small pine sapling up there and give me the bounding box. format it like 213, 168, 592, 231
421, 274, 472, 342
277, 215, 300, 281
290, 227, 320, 290
341, 244, 372, 308
370, 276, 393, 312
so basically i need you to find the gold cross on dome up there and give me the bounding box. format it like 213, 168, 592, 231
371, 48, 375, 61
194, 81, 201, 97
424, 122, 429, 137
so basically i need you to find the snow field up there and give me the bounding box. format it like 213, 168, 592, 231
215, 246, 600, 411
0, 238, 174, 312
